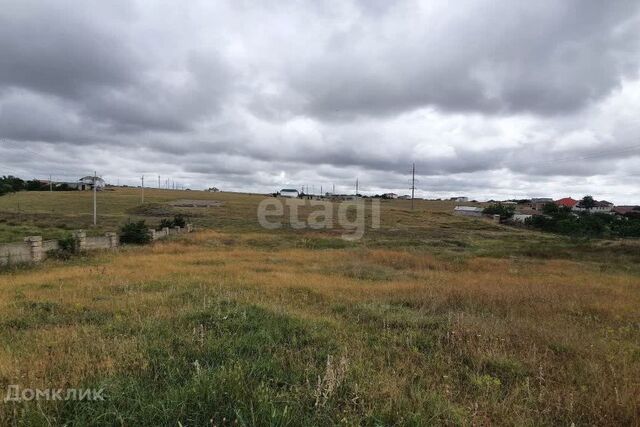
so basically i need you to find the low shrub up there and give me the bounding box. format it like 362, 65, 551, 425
48, 235, 77, 260
120, 220, 152, 244
157, 214, 187, 230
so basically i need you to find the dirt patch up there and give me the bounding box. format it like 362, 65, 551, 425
168, 199, 224, 208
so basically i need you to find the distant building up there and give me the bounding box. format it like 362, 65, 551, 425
382, 193, 398, 199
530, 198, 554, 211
453, 206, 483, 217
613, 206, 640, 217
555, 197, 578, 208
398, 195, 411, 200
573, 200, 614, 214
279, 189, 299, 198
451, 196, 469, 202
512, 207, 543, 223
206, 187, 220, 192
78, 176, 105, 191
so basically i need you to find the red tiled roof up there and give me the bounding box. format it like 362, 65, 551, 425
555, 197, 578, 208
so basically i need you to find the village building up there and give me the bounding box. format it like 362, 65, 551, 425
529, 198, 554, 211
453, 206, 483, 217
555, 197, 578, 208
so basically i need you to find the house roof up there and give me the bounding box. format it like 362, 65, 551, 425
555, 197, 578, 208
79, 176, 105, 182
516, 207, 544, 216
613, 206, 639, 215
531, 198, 553, 203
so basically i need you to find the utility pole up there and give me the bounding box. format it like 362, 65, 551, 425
355, 178, 359, 196
93, 171, 97, 226
49, 175, 52, 192
333, 184, 335, 195
158, 175, 161, 189
411, 163, 416, 211
141, 175, 145, 204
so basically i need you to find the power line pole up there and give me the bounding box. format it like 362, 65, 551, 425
355, 178, 359, 196
93, 171, 97, 226
411, 162, 416, 210
49, 175, 52, 192
158, 175, 161, 189
141, 175, 145, 204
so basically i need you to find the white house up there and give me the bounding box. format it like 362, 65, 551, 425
573, 200, 614, 214
78, 176, 105, 191
279, 189, 299, 198
451, 196, 469, 202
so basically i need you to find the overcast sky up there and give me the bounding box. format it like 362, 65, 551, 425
1, 1, 640, 202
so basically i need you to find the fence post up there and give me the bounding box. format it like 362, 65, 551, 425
105, 232, 118, 248
148, 229, 157, 241
162, 227, 170, 237
73, 230, 86, 252
186, 224, 193, 232
24, 236, 43, 263
173, 226, 181, 234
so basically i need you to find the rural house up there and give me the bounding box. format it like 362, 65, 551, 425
279, 189, 299, 198
78, 176, 105, 191
555, 197, 578, 208
530, 198, 554, 211
573, 200, 614, 214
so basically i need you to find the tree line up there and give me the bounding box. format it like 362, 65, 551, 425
483, 196, 640, 238
0, 175, 75, 196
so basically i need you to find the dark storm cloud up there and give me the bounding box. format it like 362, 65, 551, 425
0, 1, 138, 99
1, 0, 640, 203
288, 0, 640, 118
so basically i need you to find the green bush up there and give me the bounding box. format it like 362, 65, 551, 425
48, 235, 78, 260
158, 218, 174, 230
157, 215, 187, 230
120, 220, 152, 244
482, 204, 515, 220
172, 214, 186, 228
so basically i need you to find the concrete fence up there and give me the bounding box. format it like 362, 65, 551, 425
0, 224, 193, 267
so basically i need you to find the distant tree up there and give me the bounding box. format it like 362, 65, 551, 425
0, 183, 12, 196
542, 202, 559, 216
542, 203, 572, 218
580, 195, 596, 209
0, 175, 25, 194
54, 183, 72, 191
483, 204, 515, 220
25, 180, 47, 191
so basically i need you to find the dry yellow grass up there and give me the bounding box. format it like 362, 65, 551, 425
1, 227, 639, 425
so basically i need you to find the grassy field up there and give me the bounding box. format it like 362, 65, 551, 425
0, 189, 639, 425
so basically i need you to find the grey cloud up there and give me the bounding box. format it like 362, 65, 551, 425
285, 0, 640, 118
0, 1, 139, 99
1, 1, 640, 204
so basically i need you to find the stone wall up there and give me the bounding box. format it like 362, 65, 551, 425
0, 224, 192, 267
